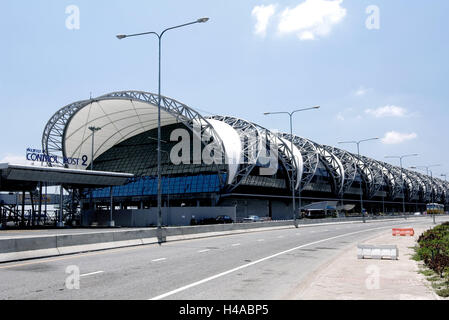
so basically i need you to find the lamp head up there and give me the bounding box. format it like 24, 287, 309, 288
116, 34, 127, 40
197, 17, 210, 23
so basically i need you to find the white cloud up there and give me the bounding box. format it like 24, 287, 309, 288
336, 113, 345, 121
277, 0, 347, 40
381, 131, 417, 145
355, 86, 371, 96
252, 4, 277, 37
365, 105, 407, 118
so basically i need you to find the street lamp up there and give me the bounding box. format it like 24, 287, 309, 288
339, 138, 379, 223
88, 126, 101, 223
117, 18, 209, 244
385, 154, 418, 219
410, 164, 441, 224
88, 126, 102, 171
264, 106, 320, 228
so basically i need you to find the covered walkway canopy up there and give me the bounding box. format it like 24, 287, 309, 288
0, 163, 133, 192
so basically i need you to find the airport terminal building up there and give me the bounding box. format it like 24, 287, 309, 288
35, 90, 449, 225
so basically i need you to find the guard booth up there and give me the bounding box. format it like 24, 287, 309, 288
0, 163, 133, 228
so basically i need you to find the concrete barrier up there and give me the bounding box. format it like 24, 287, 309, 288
0, 216, 429, 263
357, 244, 399, 260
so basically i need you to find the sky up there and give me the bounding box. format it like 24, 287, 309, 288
0, 0, 448, 177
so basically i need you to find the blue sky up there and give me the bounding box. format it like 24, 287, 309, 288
0, 0, 448, 177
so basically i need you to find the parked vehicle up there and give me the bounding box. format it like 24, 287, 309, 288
243, 215, 262, 222
193, 215, 234, 225
215, 215, 234, 224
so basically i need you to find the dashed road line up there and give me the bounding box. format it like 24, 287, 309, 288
149, 225, 393, 300
80, 271, 104, 277
152, 258, 167, 262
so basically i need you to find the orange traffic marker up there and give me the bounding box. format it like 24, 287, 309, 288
392, 228, 414, 236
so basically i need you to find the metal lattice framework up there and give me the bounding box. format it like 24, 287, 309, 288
311, 142, 345, 196
378, 161, 403, 200
401, 170, 420, 201
323, 146, 357, 197
261, 128, 299, 192
208, 115, 263, 192
433, 178, 447, 202
42, 91, 447, 202
42, 90, 227, 186
406, 169, 430, 202
416, 172, 439, 201
282, 134, 319, 192
358, 156, 384, 199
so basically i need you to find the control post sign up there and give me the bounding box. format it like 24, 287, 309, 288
26, 148, 89, 168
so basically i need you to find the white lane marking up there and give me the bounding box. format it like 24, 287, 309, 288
257, 239, 265, 242
80, 271, 104, 277
152, 258, 167, 262
232, 244, 241, 247
198, 249, 211, 253
149, 225, 391, 300
277, 236, 284, 239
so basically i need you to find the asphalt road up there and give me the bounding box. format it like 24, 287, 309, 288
0, 216, 446, 300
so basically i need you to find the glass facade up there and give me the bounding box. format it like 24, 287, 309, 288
90, 123, 227, 199
91, 174, 226, 198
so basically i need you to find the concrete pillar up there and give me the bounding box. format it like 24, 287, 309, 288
57, 185, 64, 227
108, 186, 115, 227
38, 182, 42, 226
21, 191, 25, 227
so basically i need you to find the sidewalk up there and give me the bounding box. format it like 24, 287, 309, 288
292, 226, 441, 300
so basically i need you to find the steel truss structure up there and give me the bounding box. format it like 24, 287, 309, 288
282, 134, 319, 192
42, 91, 227, 187
42, 91, 449, 204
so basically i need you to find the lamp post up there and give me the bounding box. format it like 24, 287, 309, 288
385, 154, 419, 219
88, 126, 102, 171
117, 18, 209, 244
88, 126, 101, 223
339, 138, 379, 223
410, 165, 441, 224
442, 174, 448, 213
264, 106, 320, 228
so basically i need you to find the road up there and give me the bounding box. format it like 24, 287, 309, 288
0, 217, 445, 300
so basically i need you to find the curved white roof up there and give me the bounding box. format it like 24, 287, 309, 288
202, 119, 242, 185
64, 99, 181, 170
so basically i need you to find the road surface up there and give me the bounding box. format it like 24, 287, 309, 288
0, 217, 445, 300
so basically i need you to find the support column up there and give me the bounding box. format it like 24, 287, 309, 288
21, 191, 25, 227
109, 186, 115, 227
29, 191, 35, 227
57, 185, 64, 227
38, 182, 42, 226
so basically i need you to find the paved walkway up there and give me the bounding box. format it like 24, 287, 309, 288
292, 225, 441, 300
